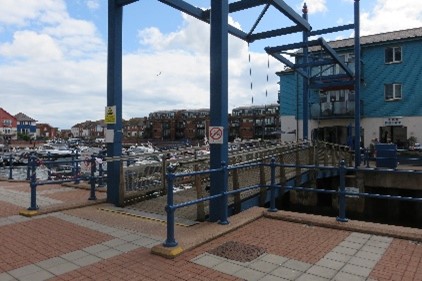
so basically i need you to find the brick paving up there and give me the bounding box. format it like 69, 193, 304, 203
0, 181, 421, 280
0, 217, 112, 273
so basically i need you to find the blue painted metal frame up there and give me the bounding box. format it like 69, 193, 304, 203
354, 0, 362, 167
107, 0, 123, 205
209, 0, 229, 223
266, 1, 361, 165
162, 158, 422, 247
107, 0, 313, 217
302, 5, 309, 141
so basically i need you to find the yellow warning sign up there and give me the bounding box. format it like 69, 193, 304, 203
105, 106, 116, 124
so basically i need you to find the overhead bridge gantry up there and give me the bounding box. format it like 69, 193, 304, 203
107, 0, 360, 223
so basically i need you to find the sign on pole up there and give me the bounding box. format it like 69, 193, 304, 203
105, 106, 116, 124
209, 126, 224, 144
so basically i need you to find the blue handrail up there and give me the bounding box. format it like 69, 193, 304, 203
163, 158, 422, 248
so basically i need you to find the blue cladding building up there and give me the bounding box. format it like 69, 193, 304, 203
277, 27, 422, 149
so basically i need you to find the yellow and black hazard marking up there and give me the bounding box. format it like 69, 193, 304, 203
97, 207, 197, 227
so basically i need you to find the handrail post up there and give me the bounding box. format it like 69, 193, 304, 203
336, 160, 348, 222
8, 153, 13, 180
164, 167, 178, 247
26, 156, 31, 180
219, 161, 229, 225
98, 156, 104, 187
47, 152, 52, 180
268, 158, 277, 212
28, 155, 39, 210
88, 155, 97, 200
74, 150, 80, 184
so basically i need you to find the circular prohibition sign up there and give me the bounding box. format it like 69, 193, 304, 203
209, 127, 223, 142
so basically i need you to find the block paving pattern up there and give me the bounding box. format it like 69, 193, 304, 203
0, 181, 421, 281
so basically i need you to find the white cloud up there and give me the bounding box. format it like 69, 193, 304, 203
361, 0, 422, 35
0, 6, 279, 129
0, 30, 62, 61
86, 0, 100, 11
0, 0, 67, 26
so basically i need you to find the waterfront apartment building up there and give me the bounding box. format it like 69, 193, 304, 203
277, 27, 422, 149
144, 105, 280, 142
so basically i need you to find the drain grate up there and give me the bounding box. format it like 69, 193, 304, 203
208, 241, 265, 263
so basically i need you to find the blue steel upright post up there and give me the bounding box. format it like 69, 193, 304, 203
209, 0, 229, 223
107, 0, 123, 205
8, 153, 13, 180
268, 158, 278, 212
164, 169, 177, 247
336, 160, 348, 222
354, 0, 361, 167
302, 3, 309, 141
28, 155, 38, 210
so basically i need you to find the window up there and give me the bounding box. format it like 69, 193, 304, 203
385, 84, 402, 101
385, 46, 402, 63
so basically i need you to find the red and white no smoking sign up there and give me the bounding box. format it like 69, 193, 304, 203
209, 126, 224, 144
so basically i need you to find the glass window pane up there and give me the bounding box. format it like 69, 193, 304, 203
385, 84, 393, 100
395, 84, 402, 99
385, 48, 393, 63
394, 47, 402, 62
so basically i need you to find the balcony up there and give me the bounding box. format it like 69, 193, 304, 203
310, 100, 363, 119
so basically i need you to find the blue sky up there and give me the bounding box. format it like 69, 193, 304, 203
1, 0, 421, 130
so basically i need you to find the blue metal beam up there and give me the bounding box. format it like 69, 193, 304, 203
310, 24, 354, 36
309, 80, 355, 89
272, 0, 311, 31
265, 39, 320, 53
295, 59, 336, 68
247, 3, 270, 37
107, 0, 123, 205
318, 38, 354, 78
249, 25, 304, 42
116, 0, 138, 7
268, 52, 309, 78
158, 0, 207, 20
302, 4, 309, 141
354, 0, 361, 167
209, 0, 229, 224
228, 0, 266, 13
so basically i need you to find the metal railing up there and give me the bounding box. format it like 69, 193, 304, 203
25, 154, 104, 211
162, 158, 422, 247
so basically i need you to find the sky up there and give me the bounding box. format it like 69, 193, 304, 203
1, 0, 421, 130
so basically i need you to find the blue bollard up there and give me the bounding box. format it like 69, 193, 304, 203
164, 169, 178, 247
47, 152, 52, 181
28, 155, 39, 210
74, 150, 80, 184
88, 155, 97, 200
8, 154, 13, 180
98, 159, 104, 187
336, 160, 348, 222
268, 158, 278, 212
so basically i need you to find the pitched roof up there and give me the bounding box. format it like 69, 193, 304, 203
15, 112, 37, 122
325, 27, 422, 49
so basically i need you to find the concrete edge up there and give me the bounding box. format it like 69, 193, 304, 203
263, 210, 422, 242
19, 198, 107, 217
150, 206, 265, 259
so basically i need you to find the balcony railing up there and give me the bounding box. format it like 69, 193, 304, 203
310, 100, 363, 119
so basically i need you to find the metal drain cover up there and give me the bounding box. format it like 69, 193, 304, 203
208, 241, 265, 263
